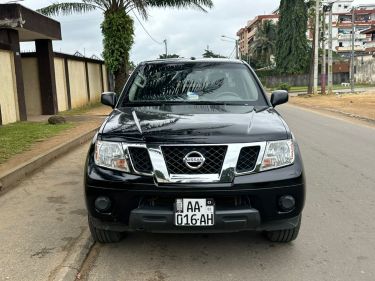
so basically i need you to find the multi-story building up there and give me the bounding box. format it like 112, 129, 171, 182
324, 1, 375, 55
236, 27, 249, 58
237, 14, 279, 59
237, 1, 375, 60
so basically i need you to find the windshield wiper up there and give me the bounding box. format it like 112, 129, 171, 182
123, 100, 254, 107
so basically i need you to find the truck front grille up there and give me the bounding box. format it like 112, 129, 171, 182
236, 146, 260, 173
161, 146, 227, 175
128, 147, 153, 174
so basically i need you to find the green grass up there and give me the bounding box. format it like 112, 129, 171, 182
0, 122, 74, 164
59, 101, 102, 116
268, 84, 375, 93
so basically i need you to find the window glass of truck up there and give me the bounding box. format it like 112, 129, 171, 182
124, 62, 267, 105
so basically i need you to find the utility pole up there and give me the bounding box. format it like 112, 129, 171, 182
327, 3, 333, 95
221, 35, 240, 60
313, 0, 320, 95
321, 7, 327, 95
235, 40, 240, 60
163, 39, 168, 57
351, 6, 356, 93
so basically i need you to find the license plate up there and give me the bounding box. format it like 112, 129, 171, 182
175, 199, 215, 226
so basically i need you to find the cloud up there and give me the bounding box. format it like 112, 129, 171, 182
19, 0, 375, 63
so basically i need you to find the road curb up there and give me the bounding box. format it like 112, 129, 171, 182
53, 228, 95, 281
0, 128, 97, 195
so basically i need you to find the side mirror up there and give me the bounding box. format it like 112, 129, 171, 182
101, 92, 117, 108
271, 90, 289, 107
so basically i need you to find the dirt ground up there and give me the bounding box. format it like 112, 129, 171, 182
289, 92, 375, 121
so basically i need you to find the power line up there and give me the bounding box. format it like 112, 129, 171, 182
228, 45, 236, 59
132, 11, 163, 45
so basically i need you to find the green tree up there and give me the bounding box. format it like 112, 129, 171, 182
159, 54, 180, 59
202, 49, 226, 58
276, 0, 309, 74
37, 0, 213, 93
250, 20, 277, 68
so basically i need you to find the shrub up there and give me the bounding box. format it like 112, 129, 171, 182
278, 82, 291, 92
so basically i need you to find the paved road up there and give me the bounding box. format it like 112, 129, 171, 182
1, 105, 375, 281
84, 105, 375, 281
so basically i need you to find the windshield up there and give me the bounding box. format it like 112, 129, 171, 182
122, 62, 267, 106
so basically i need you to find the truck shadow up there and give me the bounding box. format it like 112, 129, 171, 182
95, 231, 298, 277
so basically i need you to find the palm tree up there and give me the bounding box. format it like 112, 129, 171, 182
37, 0, 213, 93
250, 20, 277, 68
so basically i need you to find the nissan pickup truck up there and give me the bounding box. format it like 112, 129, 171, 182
84, 59, 305, 243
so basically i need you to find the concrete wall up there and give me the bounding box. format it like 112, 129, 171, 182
0, 49, 19, 124
68, 60, 88, 108
0, 52, 110, 124
260, 73, 350, 87
54, 57, 68, 111
102, 65, 109, 92
21, 57, 42, 116
87, 62, 102, 102
354, 55, 375, 84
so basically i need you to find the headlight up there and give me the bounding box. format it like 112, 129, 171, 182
94, 141, 130, 172
260, 140, 295, 171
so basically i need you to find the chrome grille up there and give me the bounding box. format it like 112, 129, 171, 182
236, 146, 261, 173
128, 147, 153, 174
161, 146, 227, 175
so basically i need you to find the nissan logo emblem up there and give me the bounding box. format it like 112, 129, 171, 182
183, 151, 206, 170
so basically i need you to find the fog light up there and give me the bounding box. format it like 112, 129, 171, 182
95, 196, 111, 212
279, 195, 295, 212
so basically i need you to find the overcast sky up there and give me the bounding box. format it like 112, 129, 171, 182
11, 0, 375, 63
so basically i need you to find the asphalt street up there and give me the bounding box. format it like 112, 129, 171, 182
84, 105, 375, 281
1, 104, 375, 281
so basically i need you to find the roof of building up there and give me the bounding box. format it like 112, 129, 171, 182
247, 14, 279, 29
361, 26, 375, 34
0, 4, 61, 41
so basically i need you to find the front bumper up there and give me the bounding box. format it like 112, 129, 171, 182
85, 140, 305, 233
89, 206, 301, 233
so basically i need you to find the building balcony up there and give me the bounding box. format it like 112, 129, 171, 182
365, 41, 375, 48
337, 34, 369, 40
336, 45, 365, 52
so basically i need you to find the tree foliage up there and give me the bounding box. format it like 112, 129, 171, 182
159, 54, 180, 59
250, 20, 277, 68
275, 0, 309, 74
101, 10, 134, 73
202, 49, 226, 58
37, 0, 213, 92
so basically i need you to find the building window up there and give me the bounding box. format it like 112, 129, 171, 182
339, 42, 343, 47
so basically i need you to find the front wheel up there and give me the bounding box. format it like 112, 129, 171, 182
88, 216, 124, 243
264, 216, 301, 243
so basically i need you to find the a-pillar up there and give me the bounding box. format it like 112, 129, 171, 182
35, 39, 58, 115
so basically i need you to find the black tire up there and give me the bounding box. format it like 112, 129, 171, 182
88, 216, 123, 243
264, 216, 301, 243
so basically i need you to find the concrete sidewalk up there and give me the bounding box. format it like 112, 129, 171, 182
0, 144, 92, 281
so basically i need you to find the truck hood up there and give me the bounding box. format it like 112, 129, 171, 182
100, 105, 289, 144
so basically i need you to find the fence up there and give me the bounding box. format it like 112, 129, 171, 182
21, 52, 109, 116
259, 72, 350, 88
354, 55, 375, 84
0, 49, 19, 125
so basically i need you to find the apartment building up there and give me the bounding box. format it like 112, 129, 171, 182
236, 14, 279, 59
237, 1, 375, 60
324, 1, 375, 55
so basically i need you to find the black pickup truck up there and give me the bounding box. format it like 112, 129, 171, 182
84, 59, 305, 243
